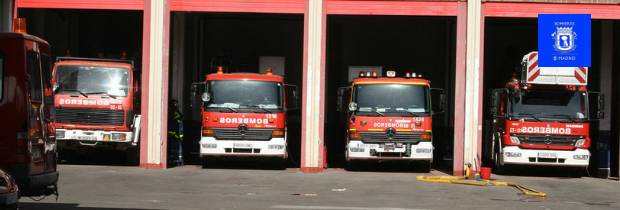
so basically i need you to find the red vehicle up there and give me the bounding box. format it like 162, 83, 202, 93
0, 169, 19, 210
337, 71, 444, 172
191, 68, 297, 169
52, 57, 141, 165
484, 51, 604, 176
0, 31, 59, 197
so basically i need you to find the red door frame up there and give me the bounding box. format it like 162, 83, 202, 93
15, 0, 144, 10
485, 2, 620, 19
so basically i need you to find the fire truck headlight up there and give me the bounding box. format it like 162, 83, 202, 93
416, 148, 432, 153
348, 102, 358, 112
575, 139, 586, 147
349, 147, 365, 153
112, 133, 126, 141
510, 136, 520, 144
573, 155, 589, 160
201, 93, 211, 102
504, 152, 522, 158
201, 143, 217, 149
268, 144, 284, 150
56, 131, 65, 139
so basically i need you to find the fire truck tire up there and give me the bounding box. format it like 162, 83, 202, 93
422, 161, 432, 173
270, 158, 286, 170
345, 160, 358, 171
493, 152, 507, 175
568, 167, 583, 178
125, 148, 139, 166
201, 156, 217, 169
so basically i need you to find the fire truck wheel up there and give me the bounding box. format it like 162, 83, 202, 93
568, 167, 583, 178
421, 161, 432, 173
270, 158, 286, 170
493, 152, 507, 175
125, 148, 139, 166
201, 156, 217, 169
345, 160, 357, 171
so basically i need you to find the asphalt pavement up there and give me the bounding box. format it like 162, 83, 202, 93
18, 163, 620, 210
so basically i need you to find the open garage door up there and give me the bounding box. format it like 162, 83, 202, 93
16, 7, 144, 166
483, 2, 620, 176
170, 11, 304, 169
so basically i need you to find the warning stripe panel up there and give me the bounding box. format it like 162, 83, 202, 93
575, 70, 586, 83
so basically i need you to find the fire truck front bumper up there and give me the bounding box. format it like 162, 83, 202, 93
346, 141, 433, 161
500, 146, 590, 167
200, 136, 287, 158
56, 129, 136, 146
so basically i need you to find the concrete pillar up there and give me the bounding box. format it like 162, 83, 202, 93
597, 20, 613, 178
140, 0, 170, 169
301, 0, 326, 172
453, 1, 467, 176
464, 0, 483, 173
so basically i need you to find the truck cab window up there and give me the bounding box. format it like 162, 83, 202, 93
0, 50, 4, 101
27, 50, 42, 101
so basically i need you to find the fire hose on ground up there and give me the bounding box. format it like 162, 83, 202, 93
416, 166, 547, 197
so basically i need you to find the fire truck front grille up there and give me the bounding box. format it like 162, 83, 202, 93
55, 107, 124, 126
359, 132, 425, 144
213, 128, 273, 141
517, 135, 577, 146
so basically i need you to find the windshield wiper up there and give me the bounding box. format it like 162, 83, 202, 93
516, 113, 542, 122
59, 89, 88, 98
374, 110, 385, 117
85, 92, 117, 99
222, 107, 238, 113
547, 114, 577, 123
397, 109, 420, 117
241, 104, 272, 113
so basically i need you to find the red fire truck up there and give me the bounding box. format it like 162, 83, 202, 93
52, 57, 141, 165
0, 25, 59, 197
337, 71, 444, 172
191, 68, 297, 169
484, 51, 604, 176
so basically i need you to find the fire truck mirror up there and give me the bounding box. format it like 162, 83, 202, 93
597, 111, 605, 120
285, 84, 298, 111
190, 82, 206, 108
430, 88, 445, 115
597, 94, 605, 110
337, 87, 350, 112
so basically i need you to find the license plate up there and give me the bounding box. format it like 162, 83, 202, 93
538, 152, 558, 158
5, 192, 18, 205
78, 136, 97, 140
234, 143, 252, 148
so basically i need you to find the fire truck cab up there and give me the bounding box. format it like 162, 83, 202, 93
485, 51, 604, 176
52, 57, 141, 165
191, 68, 297, 169
337, 71, 444, 172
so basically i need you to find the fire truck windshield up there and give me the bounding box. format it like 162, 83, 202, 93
352, 84, 429, 116
205, 80, 283, 112
55, 65, 130, 97
510, 89, 587, 121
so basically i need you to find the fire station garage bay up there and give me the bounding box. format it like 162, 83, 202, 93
14, 0, 620, 177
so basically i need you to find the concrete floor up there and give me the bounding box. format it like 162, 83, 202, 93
18, 164, 620, 210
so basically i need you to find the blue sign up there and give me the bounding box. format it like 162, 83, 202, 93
538, 14, 591, 67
